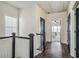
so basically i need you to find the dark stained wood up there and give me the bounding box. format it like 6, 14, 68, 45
0, 36, 12, 39
0, 33, 34, 58
67, 14, 70, 53
29, 33, 34, 58
61, 43, 71, 58
15, 36, 30, 39
12, 33, 16, 58
34, 42, 72, 58
76, 8, 79, 58
40, 17, 46, 52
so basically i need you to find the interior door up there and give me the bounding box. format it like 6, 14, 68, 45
76, 8, 79, 57
40, 17, 46, 51
67, 14, 70, 53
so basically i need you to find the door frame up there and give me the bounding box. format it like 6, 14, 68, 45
76, 8, 79, 58
72, 1, 79, 57
67, 14, 70, 53
40, 17, 46, 52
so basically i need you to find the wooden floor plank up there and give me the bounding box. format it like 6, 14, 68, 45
34, 42, 72, 58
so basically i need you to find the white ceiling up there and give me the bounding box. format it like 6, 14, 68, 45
4, 1, 70, 13
38, 1, 70, 13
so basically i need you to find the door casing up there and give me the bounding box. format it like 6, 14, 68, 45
40, 17, 46, 51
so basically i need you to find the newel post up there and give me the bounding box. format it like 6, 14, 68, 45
12, 33, 16, 58
28, 33, 34, 58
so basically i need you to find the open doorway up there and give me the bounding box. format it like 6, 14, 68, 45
52, 19, 61, 42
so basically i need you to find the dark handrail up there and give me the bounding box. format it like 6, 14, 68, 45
15, 36, 30, 39
0, 33, 34, 58
0, 36, 12, 39
36, 33, 44, 35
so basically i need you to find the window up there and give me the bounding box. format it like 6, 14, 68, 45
58, 26, 61, 32
52, 20, 61, 33
5, 16, 17, 36
52, 26, 61, 32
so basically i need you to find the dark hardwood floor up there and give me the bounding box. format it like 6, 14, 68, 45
34, 42, 72, 58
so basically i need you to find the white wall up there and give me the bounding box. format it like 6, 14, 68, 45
19, 5, 36, 58
19, 4, 47, 57
0, 2, 18, 36
0, 2, 18, 58
34, 5, 47, 55
67, 1, 76, 57
0, 2, 47, 57
0, 1, 74, 58
46, 12, 68, 44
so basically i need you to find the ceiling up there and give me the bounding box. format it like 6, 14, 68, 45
52, 19, 60, 26
38, 1, 70, 13
4, 1, 70, 13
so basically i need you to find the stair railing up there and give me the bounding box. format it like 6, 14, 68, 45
0, 33, 34, 58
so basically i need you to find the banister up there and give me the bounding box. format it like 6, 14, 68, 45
12, 33, 15, 58
0, 33, 34, 58
0, 36, 12, 39
28, 33, 34, 58
15, 36, 30, 39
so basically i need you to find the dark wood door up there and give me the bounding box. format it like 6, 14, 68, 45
67, 14, 70, 53
76, 8, 79, 58
40, 17, 46, 51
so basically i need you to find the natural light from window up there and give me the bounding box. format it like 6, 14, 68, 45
5, 16, 17, 36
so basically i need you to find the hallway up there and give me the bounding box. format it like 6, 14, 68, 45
35, 42, 71, 58
0, 1, 78, 58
